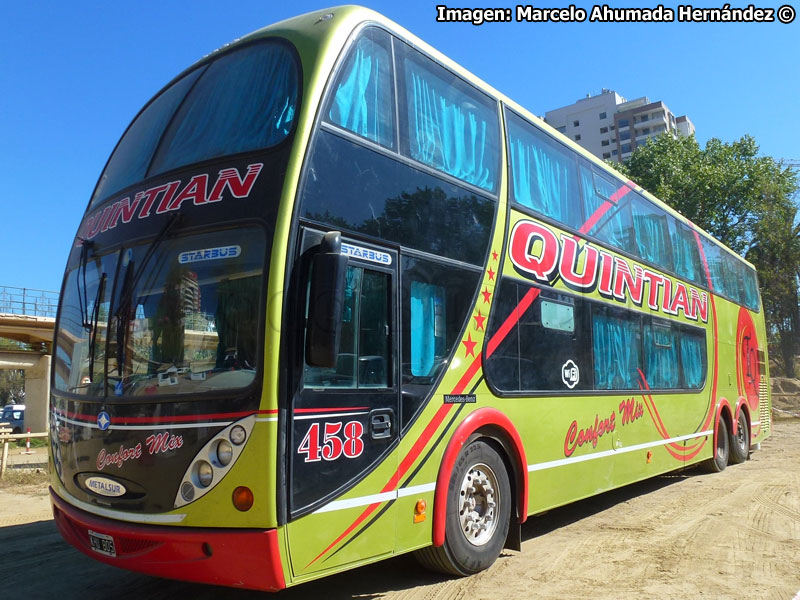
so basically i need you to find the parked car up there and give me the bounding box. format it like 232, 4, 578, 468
0, 404, 24, 434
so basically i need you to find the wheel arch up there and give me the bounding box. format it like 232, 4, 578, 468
733, 397, 751, 436
432, 407, 527, 548
715, 398, 733, 449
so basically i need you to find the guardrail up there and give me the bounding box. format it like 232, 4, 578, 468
0, 286, 59, 318
0, 428, 48, 478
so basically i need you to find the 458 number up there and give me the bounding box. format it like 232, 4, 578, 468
298, 421, 365, 462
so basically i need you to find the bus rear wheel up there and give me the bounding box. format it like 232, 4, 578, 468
415, 440, 511, 576
729, 411, 750, 464
702, 417, 729, 473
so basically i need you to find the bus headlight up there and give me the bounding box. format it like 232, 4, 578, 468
196, 461, 213, 487
215, 440, 233, 467
230, 425, 246, 445
174, 414, 257, 508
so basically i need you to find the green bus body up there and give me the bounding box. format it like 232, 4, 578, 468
49, 6, 770, 591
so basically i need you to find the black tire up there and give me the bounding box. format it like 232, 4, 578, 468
415, 440, 511, 576
701, 417, 729, 473
729, 411, 750, 464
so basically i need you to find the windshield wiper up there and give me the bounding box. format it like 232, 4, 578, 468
114, 213, 181, 380
88, 273, 107, 383
76, 238, 95, 332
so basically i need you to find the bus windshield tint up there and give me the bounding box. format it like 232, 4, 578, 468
91, 40, 299, 207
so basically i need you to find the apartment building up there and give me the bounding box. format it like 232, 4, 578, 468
544, 89, 695, 163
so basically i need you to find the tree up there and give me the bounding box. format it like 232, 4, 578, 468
615, 134, 800, 376
0, 369, 25, 405
747, 193, 800, 376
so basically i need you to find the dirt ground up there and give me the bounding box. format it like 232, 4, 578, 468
3, 421, 800, 599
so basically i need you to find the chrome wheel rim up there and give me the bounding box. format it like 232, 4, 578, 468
458, 462, 499, 546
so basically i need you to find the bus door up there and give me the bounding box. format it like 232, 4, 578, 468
287, 229, 399, 575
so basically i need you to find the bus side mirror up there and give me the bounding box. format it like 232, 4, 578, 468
306, 231, 348, 368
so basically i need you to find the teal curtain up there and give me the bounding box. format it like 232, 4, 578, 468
92, 68, 204, 205
593, 312, 640, 389
643, 325, 678, 388
680, 332, 704, 388
510, 136, 572, 222
632, 198, 672, 269
328, 34, 394, 148
671, 227, 701, 285
152, 43, 298, 174
410, 281, 445, 376
741, 265, 760, 310
405, 65, 495, 191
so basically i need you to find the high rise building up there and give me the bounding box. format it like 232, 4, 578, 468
544, 89, 695, 163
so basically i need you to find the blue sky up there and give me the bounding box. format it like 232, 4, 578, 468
2, 1, 798, 292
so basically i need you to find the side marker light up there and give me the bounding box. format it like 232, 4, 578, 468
414, 499, 427, 523
233, 486, 254, 512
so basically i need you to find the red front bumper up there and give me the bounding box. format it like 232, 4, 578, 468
50, 489, 285, 591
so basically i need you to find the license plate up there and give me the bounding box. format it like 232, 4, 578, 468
88, 530, 116, 557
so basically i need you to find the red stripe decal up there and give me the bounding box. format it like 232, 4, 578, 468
486, 288, 539, 357
55, 409, 276, 425
578, 181, 633, 235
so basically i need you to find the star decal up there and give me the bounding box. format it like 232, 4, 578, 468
492, 250, 498, 261
487, 267, 495, 281
481, 286, 492, 304
462, 333, 477, 357
473, 310, 486, 331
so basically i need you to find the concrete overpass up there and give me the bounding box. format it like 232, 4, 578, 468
0, 287, 58, 433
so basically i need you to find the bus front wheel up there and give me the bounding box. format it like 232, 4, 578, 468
729, 411, 750, 464
415, 440, 511, 576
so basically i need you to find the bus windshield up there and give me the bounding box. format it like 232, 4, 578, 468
54, 227, 266, 398
90, 39, 299, 207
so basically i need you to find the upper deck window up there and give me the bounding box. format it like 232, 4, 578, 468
91, 69, 205, 206
90, 40, 299, 207
507, 112, 582, 230
325, 28, 395, 149
580, 165, 635, 254
630, 192, 673, 271
398, 43, 499, 192
150, 42, 299, 175
668, 218, 706, 287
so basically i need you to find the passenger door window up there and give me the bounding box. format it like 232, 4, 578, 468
303, 266, 390, 389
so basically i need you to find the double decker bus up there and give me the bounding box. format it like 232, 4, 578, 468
49, 6, 771, 591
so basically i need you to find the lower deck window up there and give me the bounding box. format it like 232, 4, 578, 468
485, 278, 707, 394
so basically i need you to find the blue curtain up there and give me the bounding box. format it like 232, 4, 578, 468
680, 332, 704, 388
722, 255, 744, 304
593, 313, 640, 389
510, 136, 572, 222
405, 66, 495, 191
644, 325, 678, 388
411, 281, 445, 376
93, 68, 204, 204
328, 35, 394, 148
741, 265, 760, 310
671, 228, 700, 285
152, 42, 298, 174
632, 200, 671, 269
